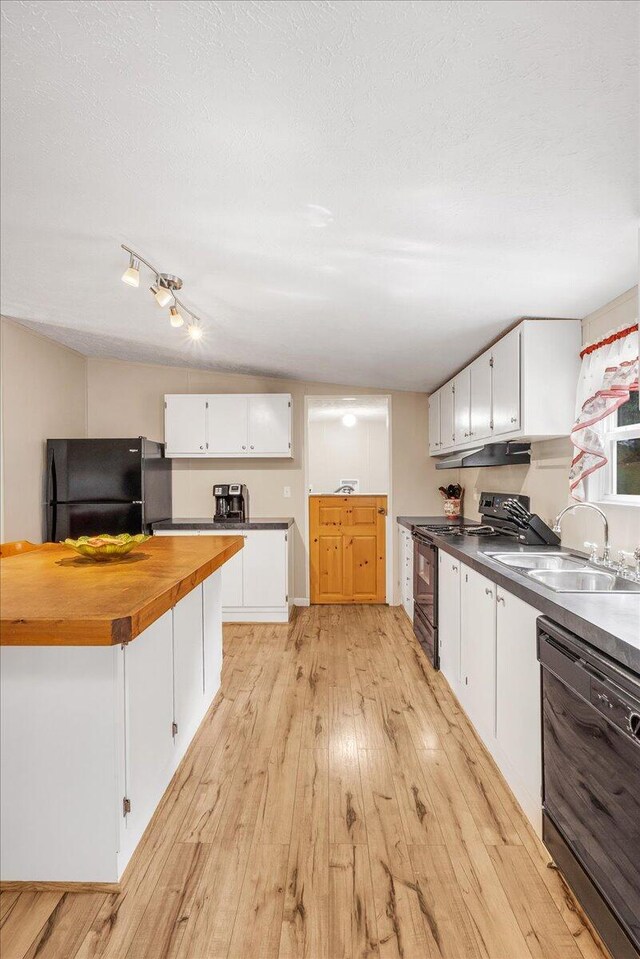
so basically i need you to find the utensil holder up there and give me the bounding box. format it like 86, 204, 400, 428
443, 497, 462, 519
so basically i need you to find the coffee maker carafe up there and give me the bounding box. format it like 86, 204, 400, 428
213, 484, 249, 523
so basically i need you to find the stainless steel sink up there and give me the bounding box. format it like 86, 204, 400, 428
528, 569, 640, 593
486, 552, 586, 571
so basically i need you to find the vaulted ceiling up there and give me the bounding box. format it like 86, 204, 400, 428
1, 0, 637, 390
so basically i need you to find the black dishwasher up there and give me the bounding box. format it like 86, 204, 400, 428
538, 618, 640, 959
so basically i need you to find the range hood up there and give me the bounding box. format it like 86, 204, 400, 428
435, 441, 531, 470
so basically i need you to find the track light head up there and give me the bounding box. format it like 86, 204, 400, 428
151, 284, 173, 308
121, 256, 140, 287
169, 305, 184, 328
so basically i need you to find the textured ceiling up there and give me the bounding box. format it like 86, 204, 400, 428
1, 0, 637, 390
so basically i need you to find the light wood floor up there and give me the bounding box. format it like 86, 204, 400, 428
1, 605, 611, 959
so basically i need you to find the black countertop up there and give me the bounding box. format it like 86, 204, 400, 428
397, 516, 640, 675
153, 517, 294, 531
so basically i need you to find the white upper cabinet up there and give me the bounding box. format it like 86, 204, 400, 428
165, 393, 292, 458
469, 354, 492, 441
164, 395, 208, 456
208, 395, 249, 454
491, 328, 521, 435
248, 394, 291, 455
439, 383, 455, 450
428, 390, 441, 454
453, 368, 471, 446
428, 318, 580, 456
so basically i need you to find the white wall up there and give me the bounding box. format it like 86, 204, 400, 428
307, 398, 390, 494
0, 317, 87, 542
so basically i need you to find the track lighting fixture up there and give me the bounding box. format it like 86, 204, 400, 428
121, 255, 140, 287
169, 305, 184, 328
120, 244, 205, 339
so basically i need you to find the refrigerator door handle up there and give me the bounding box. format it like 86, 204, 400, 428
47, 444, 57, 505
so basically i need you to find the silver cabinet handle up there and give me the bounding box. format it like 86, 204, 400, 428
452, 564, 458, 571
485, 587, 493, 596
242, 445, 246, 450
496, 594, 505, 604
199, 445, 203, 450
250, 445, 254, 450
510, 416, 517, 423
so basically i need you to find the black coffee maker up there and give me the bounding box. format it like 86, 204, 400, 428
213, 484, 249, 523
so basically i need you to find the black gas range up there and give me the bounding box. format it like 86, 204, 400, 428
411, 492, 530, 669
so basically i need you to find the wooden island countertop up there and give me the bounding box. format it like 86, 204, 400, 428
0, 535, 244, 646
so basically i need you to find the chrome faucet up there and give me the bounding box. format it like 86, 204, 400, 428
553, 503, 610, 566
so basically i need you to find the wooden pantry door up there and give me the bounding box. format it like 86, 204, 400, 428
309, 495, 386, 604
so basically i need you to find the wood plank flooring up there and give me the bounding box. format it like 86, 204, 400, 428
0, 605, 611, 959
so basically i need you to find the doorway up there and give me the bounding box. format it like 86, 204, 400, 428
304, 396, 392, 604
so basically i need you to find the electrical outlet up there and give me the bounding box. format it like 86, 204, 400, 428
283, 486, 291, 498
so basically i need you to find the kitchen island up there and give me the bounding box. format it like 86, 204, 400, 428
0, 536, 243, 886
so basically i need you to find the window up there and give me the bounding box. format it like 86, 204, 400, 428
599, 394, 640, 502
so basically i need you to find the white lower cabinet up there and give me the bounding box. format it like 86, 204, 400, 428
438, 551, 461, 695
398, 524, 414, 619
1, 570, 224, 883
459, 566, 497, 752
121, 610, 175, 867
172, 586, 207, 750
154, 529, 292, 622
438, 553, 542, 835
203, 572, 223, 697
495, 588, 542, 830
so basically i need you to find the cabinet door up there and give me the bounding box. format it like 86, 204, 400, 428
207, 395, 249, 454
243, 530, 287, 607
202, 572, 223, 700
453, 369, 471, 446
123, 611, 175, 853
469, 355, 492, 441
428, 392, 441, 453
496, 589, 541, 827
199, 532, 244, 607
491, 329, 521, 435
439, 383, 455, 450
248, 394, 291, 455
164, 395, 207, 455
402, 529, 413, 617
460, 566, 496, 747
172, 586, 206, 750
438, 552, 460, 692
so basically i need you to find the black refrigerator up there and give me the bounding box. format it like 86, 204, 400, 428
46, 438, 172, 541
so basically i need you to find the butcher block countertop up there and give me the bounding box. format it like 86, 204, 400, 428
0, 535, 244, 647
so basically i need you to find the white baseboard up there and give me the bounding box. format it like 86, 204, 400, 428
222, 607, 290, 624
293, 597, 310, 606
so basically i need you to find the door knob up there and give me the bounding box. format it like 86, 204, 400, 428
250, 445, 254, 450
242, 445, 246, 450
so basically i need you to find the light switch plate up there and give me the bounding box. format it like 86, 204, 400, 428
283, 486, 291, 498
